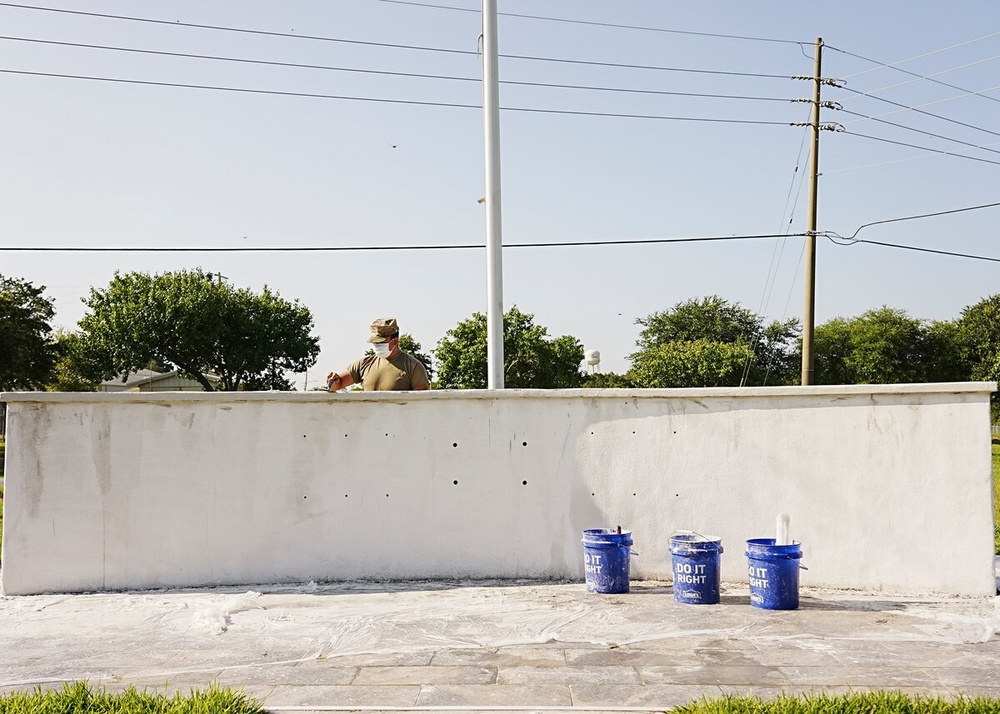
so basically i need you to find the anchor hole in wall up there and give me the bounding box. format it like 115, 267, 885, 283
453, 442, 458, 448
522, 480, 527, 485
453, 480, 459, 485
522, 441, 528, 447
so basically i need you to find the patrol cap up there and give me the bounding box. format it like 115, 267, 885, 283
367, 317, 399, 343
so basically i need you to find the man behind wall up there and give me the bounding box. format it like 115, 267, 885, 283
326, 317, 430, 391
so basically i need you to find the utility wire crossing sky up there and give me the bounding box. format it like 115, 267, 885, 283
0, 1, 996, 378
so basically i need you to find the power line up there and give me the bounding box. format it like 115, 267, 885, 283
0, 35, 797, 103
836, 85, 1000, 140
0, 68, 797, 125
0, 34, 480, 79
828, 237, 1000, 264
844, 55, 1000, 103
890, 84, 1000, 113
504, 106, 789, 124
839, 54, 1000, 101
825, 201, 1000, 263
502, 54, 791, 80
840, 130, 1000, 167
840, 200, 1000, 240
508, 83, 792, 103
838, 109, 1000, 157
0, 4, 794, 80
378, 0, 807, 46
0, 67, 485, 108
827, 44, 1000, 105
0, 2, 481, 56
0, 232, 809, 253
742, 116, 811, 387
823, 140, 1000, 174
840, 31, 1000, 79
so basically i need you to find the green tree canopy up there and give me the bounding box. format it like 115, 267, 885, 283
581, 371, 635, 388
0, 274, 56, 390
433, 306, 585, 389
45, 330, 101, 392
629, 296, 800, 387
920, 319, 967, 383
814, 306, 963, 385
958, 295, 1000, 382
630, 339, 755, 388
78, 269, 320, 391
955, 295, 1000, 419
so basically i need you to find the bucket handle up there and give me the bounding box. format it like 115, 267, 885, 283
670, 529, 713, 542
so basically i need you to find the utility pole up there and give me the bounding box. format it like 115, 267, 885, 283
482, 0, 505, 389
800, 37, 823, 386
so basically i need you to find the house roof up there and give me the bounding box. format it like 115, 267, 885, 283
101, 370, 220, 389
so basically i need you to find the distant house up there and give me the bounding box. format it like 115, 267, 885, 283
100, 370, 220, 392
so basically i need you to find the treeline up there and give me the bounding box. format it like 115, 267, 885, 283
1, 272, 997, 409
586, 295, 995, 389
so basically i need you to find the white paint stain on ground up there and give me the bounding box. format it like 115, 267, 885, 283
2, 580, 1000, 689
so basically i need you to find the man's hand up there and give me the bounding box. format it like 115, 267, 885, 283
326, 372, 342, 390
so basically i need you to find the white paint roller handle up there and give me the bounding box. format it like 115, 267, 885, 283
776, 513, 791, 546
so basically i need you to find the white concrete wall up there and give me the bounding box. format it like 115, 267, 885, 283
1, 384, 994, 596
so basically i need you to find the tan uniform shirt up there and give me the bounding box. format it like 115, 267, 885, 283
348, 352, 430, 391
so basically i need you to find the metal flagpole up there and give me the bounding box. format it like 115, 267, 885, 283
482, 0, 505, 389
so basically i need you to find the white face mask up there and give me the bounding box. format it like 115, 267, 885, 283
372, 342, 391, 358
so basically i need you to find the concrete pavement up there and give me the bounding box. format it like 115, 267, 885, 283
2, 579, 1000, 713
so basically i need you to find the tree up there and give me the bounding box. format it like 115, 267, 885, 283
45, 330, 101, 392
78, 269, 320, 391
958, 295, 1000, 382
630, 339, 754, 388
628, 296, 800, 387
0, 274, 56, 390
956, 296, 1000, 419
433, 306, 585, 389
923, 319, 968, 383
581, 372, 635, 388
814, 307, 963, 385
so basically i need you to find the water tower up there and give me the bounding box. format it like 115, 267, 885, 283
584, 349, 601, 374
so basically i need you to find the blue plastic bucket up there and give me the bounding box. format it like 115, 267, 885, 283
669, 533, 723, 604
581, 529, 633, 594
746, 538, 803, 610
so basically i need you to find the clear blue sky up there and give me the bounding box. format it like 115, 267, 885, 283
0, 1, 997, 381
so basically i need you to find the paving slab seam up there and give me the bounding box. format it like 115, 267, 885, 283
266, 704, 673, 714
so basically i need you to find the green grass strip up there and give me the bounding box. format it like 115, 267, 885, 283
675, 692, 1000, 714
0, 681, 264, 713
